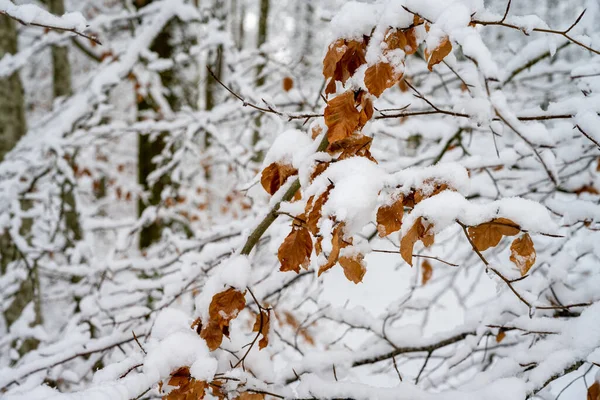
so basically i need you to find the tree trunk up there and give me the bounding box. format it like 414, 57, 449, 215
48, 0, 73, 98
252, 0, 270, 162
136, 0, 176, 249
0, 15, 27, 162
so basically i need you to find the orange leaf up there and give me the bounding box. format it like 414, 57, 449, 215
384, 28, 418, 55
201, 288, 246, 351
509, 233, 536, 276
278, 227, 313, 273
324, 91, 360, 143
306, 189, 331, 236
339, 253, 366, 284
467, 218, 520, 252
328, 133, 375, 162
252, 310, 271, 350
323, 39, 347, 81
260, 162, 297, 195
162, 368, 208, 400
358, 94, 374, 128
323, 39, 367, 93
496, 329, 506, 343
376, 196, 404, 237
365, 62, 402, 98
421, 260, 433, 285
282, 76, 294, 92
588, 381, 600, 400
235, 393, 265, 400
400, 217, 434, 266
318, 222, 348, 276
425, 37, 452, 71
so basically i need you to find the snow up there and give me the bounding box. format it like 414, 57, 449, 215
0, 0, 88, 32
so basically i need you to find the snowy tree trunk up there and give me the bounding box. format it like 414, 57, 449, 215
0, 15, 26, 162
47, 0, 73, 98
136, 0, 176, 249
252, 0, 269, 161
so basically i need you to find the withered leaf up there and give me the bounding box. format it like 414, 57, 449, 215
323, 39, 347, 81
329, 133, 375, 162
588, 381, 600, 400
162, 367, 208, 400
509, 233, 536, 276
364, 62, 401, 98
425, 37, 452, 71
324, 91, 360, 143
421, 260, 433, 285
400, 217, 434, 266
323, 39, 367, 94
358, 95, 374, 128
282, 76, 294, 92
339, 253, 366, 284
318, 222, 349, 276
384, 28, 418, 55
467, 218, 520, 252
376, 195, 404, 237
260, 162, 297, 195
496, 329, 506, 343
306, 188, 331, 236
201, 288, 246, 351
252, 310, 271, 350
278, 227, 313, 273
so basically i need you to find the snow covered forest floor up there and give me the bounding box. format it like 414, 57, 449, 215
0, 0, 600, 399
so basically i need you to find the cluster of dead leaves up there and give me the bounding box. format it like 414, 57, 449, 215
467, 218, 536, 276
323, 37, 368, 95
161, 367, 265, 400
199, 288, 246, 351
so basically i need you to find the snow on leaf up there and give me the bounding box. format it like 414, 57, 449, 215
339, 253, 366, 284
324, 91, 360, 143
467, 218, 520, 252
323, 39, 367, 94
376, 195, 404, 237
510, 233, 536, 276
162, 367, 208, 400
425, 36, 452, 71
384, 28, 418, 55
278, 227, 313, 273
260, 162, 297, 196
200, 289, 246, 351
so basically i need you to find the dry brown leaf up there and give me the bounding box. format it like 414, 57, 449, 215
364, 62, 401, 98
306, 189, 330, 235
323, 39, 367, 94
467, 218, 520, 252
278, 227, 313, 273
588, 381, 600, 400
376, 196, 404, 237
260, 162, 297, 195
318, 223, 349, 276
496, 330, 506, 343
358, 95, 374, 128
324, 91, 360, 143
200, 288, 246, 351
339, 253, 366, 284
252, 310, 270, 350
162, 367, 208, 400
425, 37, 452, 71
510, 233, 536, 276
282, 76, 294, 92
400, 217, 434, 266
574, 185, 599, 195
329, 134, 375, 162
414, 179, 451, 204
384, 28, 418, 55
421, 260, 433, 285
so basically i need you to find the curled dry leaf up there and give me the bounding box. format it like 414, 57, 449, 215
365, 62, 402, 98
509, 233, 536, 276
328, 133, 375, 162
496, 329, 506, 343
200, 288, 246, 351
467, 218, 520, 252
162, 367, 208, 400
400, 217, 435, 266
376, 195, 404, 237
260, 162, 297, 195
421, 260, 433, 285
425, 36, 452, 71
358, 93, 374, 128
323, 39, 367, 94
384, 28, 418, 55
339, 253, 366, 284
278, 226, 313, 273
318, 222, 350, 276
252, 310, 270, 350
324, 91, 360, 143
306, 188, 331, 235
282, 76, 294, 92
